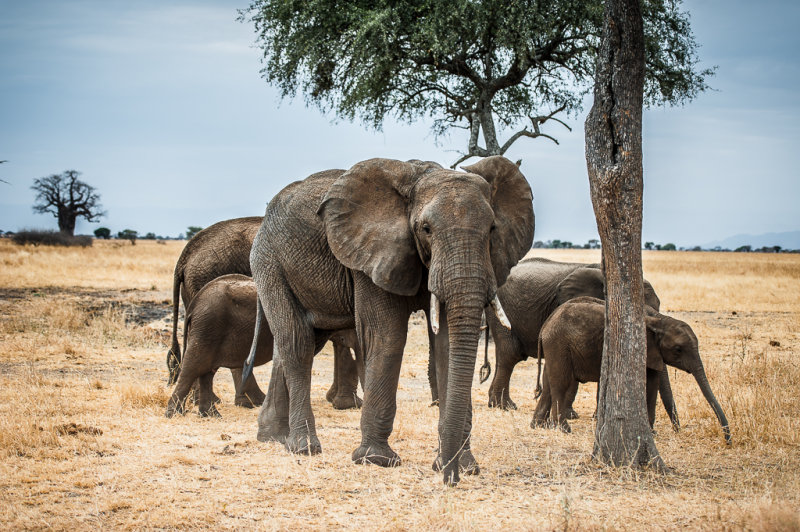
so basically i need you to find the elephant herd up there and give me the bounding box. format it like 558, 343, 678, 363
164, 156, 730, 486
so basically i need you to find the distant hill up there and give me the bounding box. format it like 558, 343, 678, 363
701, 231, 800, 250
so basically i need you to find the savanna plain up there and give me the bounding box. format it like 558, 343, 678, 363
1, 239, 798, 530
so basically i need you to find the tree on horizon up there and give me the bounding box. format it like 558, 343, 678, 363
31, 170, 105, 236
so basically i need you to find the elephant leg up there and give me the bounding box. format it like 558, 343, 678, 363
234, 367, 266, 408
197, 372, 221, 418
431, 307, 479, 475
166, 370, 195, 417
256, 360, 290, 444
325, 346, 341, 405
646, 369, 660, 430
351, 273, 407, 468
329, 342, 362, 410
563, 380, 580, 420
659, 368, 680, 431
550, 379, 571, 433
487, 327, 521, 410
530, 368, 552, 428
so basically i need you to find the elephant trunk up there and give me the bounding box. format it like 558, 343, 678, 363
692, 365, 731, 444
441, 294, 484, 486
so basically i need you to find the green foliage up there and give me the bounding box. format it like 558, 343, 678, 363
241, 0, 712, 162
662, 243, 677, 251
94, 227, 111, 239
117, 229, 138, 245
186, 226, 203, 240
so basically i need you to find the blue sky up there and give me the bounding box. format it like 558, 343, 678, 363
1, 0, 798, 247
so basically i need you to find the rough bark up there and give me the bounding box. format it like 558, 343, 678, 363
585, 0, 664, 470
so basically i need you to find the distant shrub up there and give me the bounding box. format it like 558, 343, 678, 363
12, 229, 92, 247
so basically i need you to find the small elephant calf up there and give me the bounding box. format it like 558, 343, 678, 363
531, 297, 730, 443
166, 274, 363, 418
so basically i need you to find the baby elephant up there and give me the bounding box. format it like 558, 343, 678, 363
166, 274, 362, 418
531, 297, 730, 443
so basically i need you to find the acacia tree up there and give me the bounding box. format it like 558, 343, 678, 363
241, 0, 711, 166
585, 0, 663, 469
31, 170, 105, 236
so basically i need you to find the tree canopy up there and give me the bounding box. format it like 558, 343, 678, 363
31, 170, 105, 236
241, 0, 712, 165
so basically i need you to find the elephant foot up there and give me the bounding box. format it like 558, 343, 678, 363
165, 398, 186, 418
488, 393, 517, 410
285, 432, 322, 456
330, 393, 363, 410
199, 404, 221, 418
565, 408, 579, 420
559, 420, 572, 433
325, 385, 336, 404
352, 442, 401, 467
235, 391, 266, 409
530, 415, 550, 429
256, 413, 290, 444
432, 449, 480, 476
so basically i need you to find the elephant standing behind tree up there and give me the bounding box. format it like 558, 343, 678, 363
244, 157, 533, 485
481, 257, 679, 428
167, 216, 361, 409
167, 274, 363, 418
531, 297, 731, 443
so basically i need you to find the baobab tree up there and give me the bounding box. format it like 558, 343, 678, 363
31, 170, 105, 236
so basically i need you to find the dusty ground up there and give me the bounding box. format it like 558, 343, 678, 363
0, 240, 798, 530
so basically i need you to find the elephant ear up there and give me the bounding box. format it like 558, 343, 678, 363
645, 317, 666, 371
555, 267, 605, 306
318, 158, 436, 296
463, 156, 534, 286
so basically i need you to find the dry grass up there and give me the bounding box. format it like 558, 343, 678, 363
1, 240, 799, 530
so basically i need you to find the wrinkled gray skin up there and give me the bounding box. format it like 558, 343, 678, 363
531, 297, 731, 444
166, 217, 360, 409
247, 157, 533, 485
166, 275, 362, 417
476, 257, 678, 429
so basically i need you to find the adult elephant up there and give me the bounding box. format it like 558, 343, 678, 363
482, 258, 680, 429
166, 216, 360, 409
244, 157, 533, 485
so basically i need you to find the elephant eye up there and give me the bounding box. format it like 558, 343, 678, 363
674, 345, 683, 354
422, 223, 431, 234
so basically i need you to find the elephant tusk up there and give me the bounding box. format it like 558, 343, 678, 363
480, 310, 487, 331
430, 293, 440, 335
491, 295, 511, 330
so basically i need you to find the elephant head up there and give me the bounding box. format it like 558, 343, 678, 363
646, 314, 731, 443
319, 156, 534, 484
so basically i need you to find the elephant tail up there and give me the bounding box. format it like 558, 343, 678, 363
478, 311, 491, 384
242, 294, 264, 388
167, 267, 183, 385
534, 335, 544, 399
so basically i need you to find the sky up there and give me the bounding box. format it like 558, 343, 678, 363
1, 0, 798, 248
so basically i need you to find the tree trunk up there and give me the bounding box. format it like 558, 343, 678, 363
58, 208, 76, 236
584, 0, 664, 470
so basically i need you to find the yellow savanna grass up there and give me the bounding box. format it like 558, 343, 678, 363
0, 241, 798, 529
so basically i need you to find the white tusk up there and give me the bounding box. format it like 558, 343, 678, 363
491, 295, 511, 330
430, 293, 440, 335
